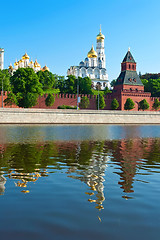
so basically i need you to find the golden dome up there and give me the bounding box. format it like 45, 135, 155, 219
96, 26, 105, 40
34, 59, 41, 68
30, 60, 34, 65
42, 65, 50, 71
87, 45, 97, 58
9, 64, 13, 70
14, 61, 18, 66
22, 53, 30, 60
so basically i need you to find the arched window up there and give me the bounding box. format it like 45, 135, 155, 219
129, 64, 131, 69
132, 65, 134, 70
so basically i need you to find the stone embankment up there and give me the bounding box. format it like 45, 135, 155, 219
0, 108, 160, 124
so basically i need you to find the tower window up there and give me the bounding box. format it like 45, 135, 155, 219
132, 65, 134, 70
129, 64, 131, 69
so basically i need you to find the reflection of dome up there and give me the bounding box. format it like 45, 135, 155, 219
22, 53, 30, 60
42, 65, 49, 71
87, 45, 97, 58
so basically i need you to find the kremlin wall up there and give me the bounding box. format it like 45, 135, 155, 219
0, 28, 160, 112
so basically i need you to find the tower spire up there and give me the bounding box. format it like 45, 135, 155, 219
100, 24, 101, 33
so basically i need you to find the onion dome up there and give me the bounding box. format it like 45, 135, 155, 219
14, 60, 18, 66
79, 61, 84, 66
96, 26, 105, 40
22, 53, 30, 60
29, 60, 34, 65
8, 64, 13, 70
34, 59, 41, 68
42, 65, 50, 71
87, 45, 97, 58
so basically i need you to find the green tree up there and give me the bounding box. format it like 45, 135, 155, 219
104, 86, 112, 95
56, 76, 66, 93
0, 69, 11, 91
45, 93, 55, 107
96, 93, 105, 109
111, 98, 119, 110
110, 79, 116, 88
141, 78, 160, 97
152, 98, 160, 111
79, 96, 90, 109
138, 99, 149, 111
9, 68, 43, 108
4, 92, 17, 106
78, 77, 92, 94
124, 98, 135, 110
65, 75, 76, 94
37, 70, 55, 91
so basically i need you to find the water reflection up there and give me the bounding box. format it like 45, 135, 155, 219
0, 138, 160, 208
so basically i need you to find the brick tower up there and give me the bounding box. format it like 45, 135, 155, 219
114, 48, 144, 92
112, 49, 151, 110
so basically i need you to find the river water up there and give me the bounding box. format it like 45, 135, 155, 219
0, 125, 160, 240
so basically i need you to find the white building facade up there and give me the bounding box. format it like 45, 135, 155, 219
67, 28, 110, 90
0, 48, 4, 70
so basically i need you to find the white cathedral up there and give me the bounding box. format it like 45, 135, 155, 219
8, 53, 49, 74
67, 27, 110, 90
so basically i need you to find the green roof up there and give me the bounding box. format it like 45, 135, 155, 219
122, 50, 136, 63
116, 71, 143, 86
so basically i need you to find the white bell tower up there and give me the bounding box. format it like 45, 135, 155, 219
0, 48, 4, 70
96, 26, 106, 69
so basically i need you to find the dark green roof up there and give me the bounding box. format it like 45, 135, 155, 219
116, 71, 143, 86
122, 50, 136, 63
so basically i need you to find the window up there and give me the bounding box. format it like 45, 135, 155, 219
132, 65, 134, 70
129, 64, 131, 69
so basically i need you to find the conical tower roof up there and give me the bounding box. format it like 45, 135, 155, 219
122, 48, 136, 63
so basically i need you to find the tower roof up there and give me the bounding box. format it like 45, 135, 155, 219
122, 48, 136, 63
115, 49, 143, 86
116, 71, 143, 86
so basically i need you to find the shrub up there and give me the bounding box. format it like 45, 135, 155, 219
96, 94, 105, 110
45, 94, 55, 106
152, 98, 160, 111
57, 105, 76, 109
124, 98, 135, 110
79, 96, 90, 109
111, 98, 119, 110
138, 99, 149, 111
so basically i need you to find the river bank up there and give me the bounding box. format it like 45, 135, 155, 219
0, 108, 160, 124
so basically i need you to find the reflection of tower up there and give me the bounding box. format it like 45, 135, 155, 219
66, 142, 109, 211
0, 48, 4, 70
0, 175, 6, 195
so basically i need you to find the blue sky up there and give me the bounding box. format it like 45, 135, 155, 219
0, 0, 160, 81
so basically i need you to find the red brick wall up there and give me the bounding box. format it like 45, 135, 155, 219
0, 92, 159, 112
0, 92, 19, 108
